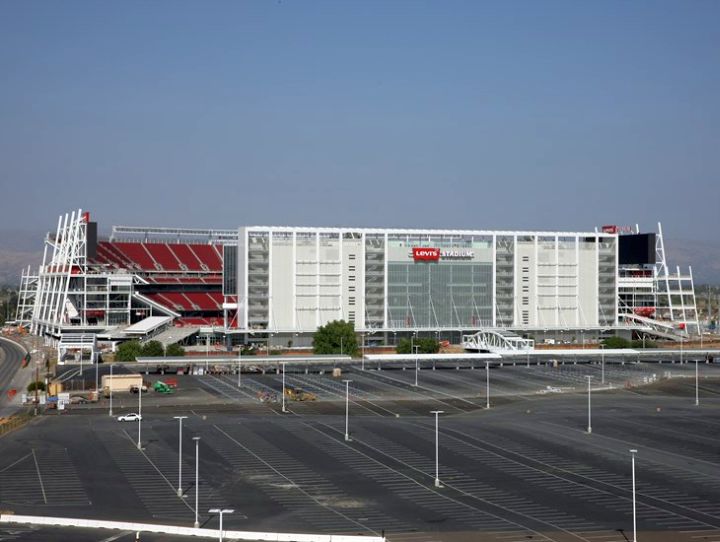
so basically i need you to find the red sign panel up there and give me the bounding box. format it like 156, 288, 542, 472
413, 247, 440, 261
601, 225, 618, 234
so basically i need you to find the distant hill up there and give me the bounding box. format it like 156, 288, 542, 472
0, 230, 718, 288
664, 238, 720, 286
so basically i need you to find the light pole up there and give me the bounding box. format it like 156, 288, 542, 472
430, 410, 443, 488
108, 362, 113, 417
485, 361, 490, 409
193, 436, 201, 528
630, 449, 637, 542
137, 382, 142, 449
361, 333, 365, 370
237, 347, 242, 388
680, 334, 684, 364
586, 375, 593, 434
174, 416, 188, 497
600, 344, 605, 385
695, 358, 699, 407
413, 345, 419, 387
343, 379, 352, 441
281, 362, 287, 413
208, 508, 234, 542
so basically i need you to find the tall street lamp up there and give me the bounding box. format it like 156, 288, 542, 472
586, 375, 593, 434
485, 361, 490, 409
600, 344, 605, 385
208, 508, 234, 542
281, 362, 287, 413
430, 410, 444, 488
695, 358, 699, 407
413, 345, 420, 387
361, 332, 365, 370
108, 362, 114, 417
193, 436, 201, 528
630, 449, 638, 542
680, 334, 684, 364
137, 383, 142, 449
174, 416, 188, 497
237, 346, 242, 388
343, 379, 352, 441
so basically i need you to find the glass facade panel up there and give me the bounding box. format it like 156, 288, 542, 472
387, 261, 492, 328
385, 235, 494, 328
223, 245, 237, 295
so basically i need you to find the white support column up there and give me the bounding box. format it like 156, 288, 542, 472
360, 232, 366, 330
491, 233, 497, 327
268, 231, 273, 331
555, 235, 560, 327
338, 231, 344, 322
244, 229, 249, 330
383, 232, 389, 329
575, 235, 580, 327
514, 235, 519, 326
596, 234, 600, 326
533, 235, 538, 328
677, 265, 687, 327
316, 232, 320, 328
292, 231, 297, 331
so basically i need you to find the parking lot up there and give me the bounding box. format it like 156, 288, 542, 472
2, 362, 720, 542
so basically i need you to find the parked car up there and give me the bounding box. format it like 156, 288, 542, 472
117, 413, 142, 422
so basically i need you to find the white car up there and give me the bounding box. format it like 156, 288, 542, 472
117, 413, 142, 422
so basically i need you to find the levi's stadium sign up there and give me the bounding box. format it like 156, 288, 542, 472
411, 247, 474, 261
413, 247, 440, 261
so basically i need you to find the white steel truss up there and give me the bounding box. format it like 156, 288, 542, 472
15, 265, 38, 325
653, 223, 699, 335
462, 329, 534, 353
31, 209, 88, 336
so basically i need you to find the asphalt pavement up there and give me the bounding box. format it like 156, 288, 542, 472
1, 362, 720, 542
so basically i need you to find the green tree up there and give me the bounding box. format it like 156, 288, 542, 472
116, 340, 142, 361
141, 340, 165, 357
27, 381, 46, 392
396, 337, 440, 354
396, 338, 412, 354
601, 336, 632, 349
417, 337, 440, 354
313, 320, 358, 357
165, 343, 185, 357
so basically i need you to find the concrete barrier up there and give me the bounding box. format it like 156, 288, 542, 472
0, 514, 385, 542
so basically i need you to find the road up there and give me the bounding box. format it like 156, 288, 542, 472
0, 337, 27, 417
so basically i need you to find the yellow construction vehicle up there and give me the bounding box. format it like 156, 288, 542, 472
284, 386, 317, 401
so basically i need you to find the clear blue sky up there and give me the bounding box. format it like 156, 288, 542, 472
1, 0, 718, 238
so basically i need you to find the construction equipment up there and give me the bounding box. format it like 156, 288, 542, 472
153, 381, 174, 394
284, 386, 316, 402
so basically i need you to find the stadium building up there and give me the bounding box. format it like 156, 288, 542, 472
15, 210, 699, 359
